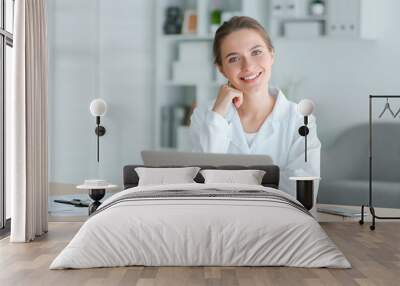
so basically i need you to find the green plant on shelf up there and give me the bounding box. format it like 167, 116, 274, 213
210, 9, 221, 25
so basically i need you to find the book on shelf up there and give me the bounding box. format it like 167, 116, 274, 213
170, 106, 186, 148
317, 206, 368, 217
161, 106, 171, 148
161, 105, 189, 148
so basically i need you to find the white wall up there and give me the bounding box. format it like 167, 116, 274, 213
48, 0, 400, 193
271, 0, 400, 147
48, 0, 154, 187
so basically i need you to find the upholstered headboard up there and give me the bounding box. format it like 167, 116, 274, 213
123, 165, 280, 189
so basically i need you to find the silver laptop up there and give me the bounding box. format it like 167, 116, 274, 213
141, 150, 273, 166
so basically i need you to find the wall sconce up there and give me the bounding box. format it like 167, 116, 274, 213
297, 99, 315, 162
90, 99, 107, 162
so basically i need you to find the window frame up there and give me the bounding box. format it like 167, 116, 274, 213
0, 0, 13, 232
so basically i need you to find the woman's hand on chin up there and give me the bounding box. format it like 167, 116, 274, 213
212, 83, 243, 117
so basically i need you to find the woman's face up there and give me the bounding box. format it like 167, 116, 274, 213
218, 29, 274, 94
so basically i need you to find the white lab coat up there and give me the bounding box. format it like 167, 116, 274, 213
190, 87, 321, 204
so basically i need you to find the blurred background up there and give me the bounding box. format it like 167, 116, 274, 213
45, 0, 400, 218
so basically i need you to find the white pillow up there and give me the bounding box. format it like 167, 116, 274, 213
200, 169, 266, 185
135, 167, 200, 186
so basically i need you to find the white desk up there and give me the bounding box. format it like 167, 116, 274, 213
316, 204, 400, 222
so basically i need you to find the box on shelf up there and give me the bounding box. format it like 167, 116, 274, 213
172, 61, 213, 83
178, 41, 212, 63
283, 21, 324, 38
271, 0, 308, 18
182, 10, 197, 34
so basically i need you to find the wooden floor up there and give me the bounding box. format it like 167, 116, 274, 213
0, 222, 399, 286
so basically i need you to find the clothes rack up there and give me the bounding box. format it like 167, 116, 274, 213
359, 95, 400, 230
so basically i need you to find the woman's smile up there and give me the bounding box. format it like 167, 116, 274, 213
240, 71, 263, 83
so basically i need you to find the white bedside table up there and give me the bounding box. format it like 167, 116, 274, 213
289, 176, 321, 210
77, 183, 117, 215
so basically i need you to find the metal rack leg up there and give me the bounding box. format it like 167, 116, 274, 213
370, 207, 376, 231
360, 204, 400, 231
359, 205, 365, 225
369, 206, 400, 231
361, 95, 400, 231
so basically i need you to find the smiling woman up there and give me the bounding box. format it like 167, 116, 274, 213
189, 16, 321, 204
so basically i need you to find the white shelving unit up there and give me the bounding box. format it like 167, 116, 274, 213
154, 0, 378, 151
326, 0, 377, 39
269, 0, 378, 39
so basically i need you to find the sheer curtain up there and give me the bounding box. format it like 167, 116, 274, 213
10, 0, 48, 242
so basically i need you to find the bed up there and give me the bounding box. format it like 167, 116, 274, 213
50, 165, 350, 269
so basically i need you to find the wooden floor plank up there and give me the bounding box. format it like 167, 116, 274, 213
0, 222, 399, 286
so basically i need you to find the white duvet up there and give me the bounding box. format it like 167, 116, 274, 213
50, 183, 351, 269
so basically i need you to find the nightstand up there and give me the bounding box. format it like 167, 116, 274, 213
76, 183, 117, 215
289, 176, 321, 210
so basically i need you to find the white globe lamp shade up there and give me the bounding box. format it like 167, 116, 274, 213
90, 99, 107, 117
298, 99, 314, 116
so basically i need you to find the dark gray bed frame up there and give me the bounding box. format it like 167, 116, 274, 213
123, 165, 280, 190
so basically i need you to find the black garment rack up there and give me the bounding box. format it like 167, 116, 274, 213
360, 95, 400, 230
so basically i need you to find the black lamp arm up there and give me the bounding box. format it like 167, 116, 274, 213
298, 116, 310, 162
94, 116, 106, 162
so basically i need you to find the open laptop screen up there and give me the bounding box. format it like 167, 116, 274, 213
141, 150, 273, 167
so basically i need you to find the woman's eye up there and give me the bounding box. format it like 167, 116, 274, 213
228, 56, 239, 63
252, 50, 262, 56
